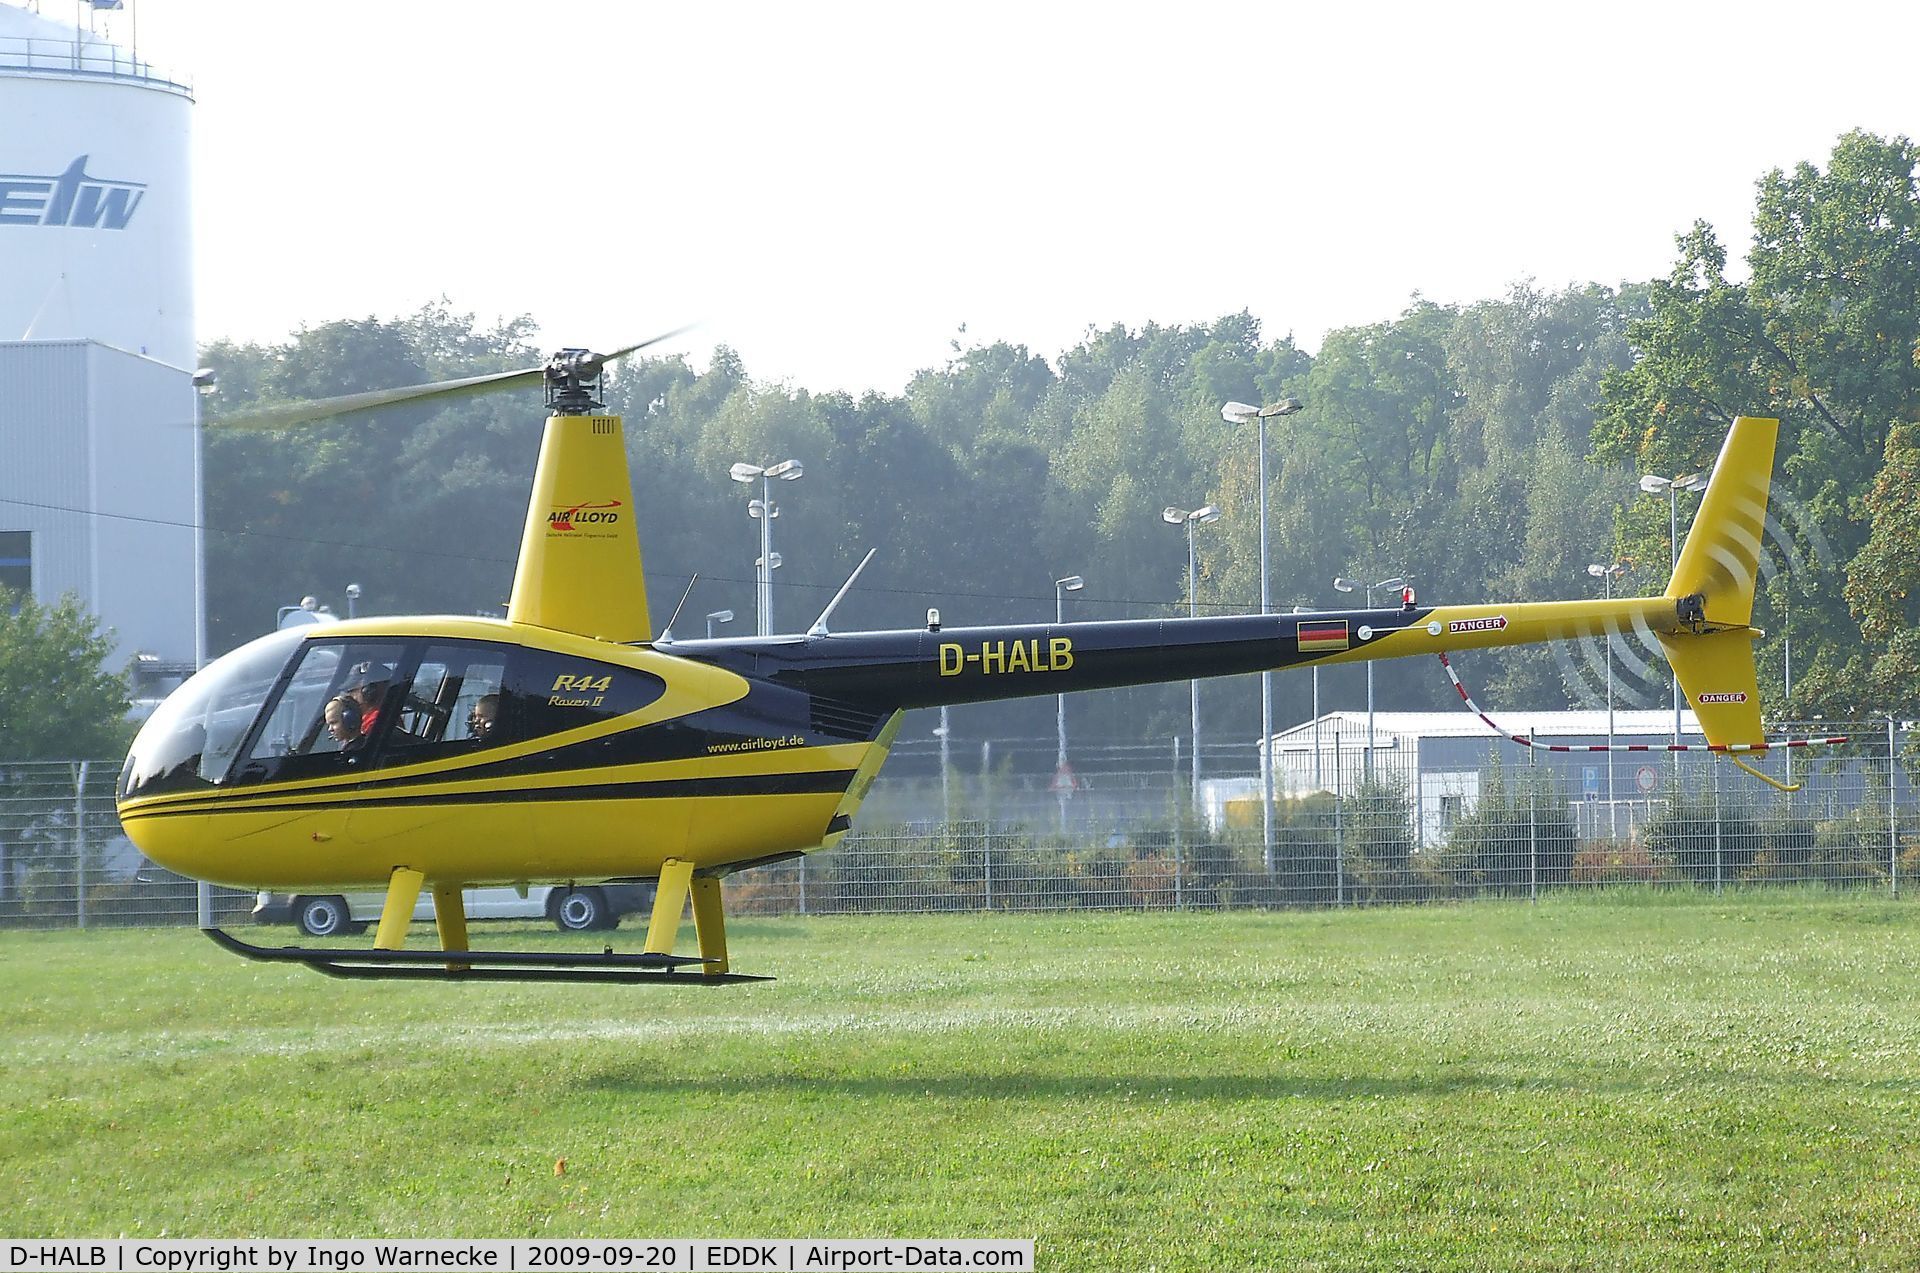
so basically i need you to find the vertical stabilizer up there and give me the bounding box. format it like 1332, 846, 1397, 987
1658, 416, 1779, 749
507, 413, 652, 641
1667, 416, 1777, 627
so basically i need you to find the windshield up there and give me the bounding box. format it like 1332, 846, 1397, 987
119, 627, 308, 801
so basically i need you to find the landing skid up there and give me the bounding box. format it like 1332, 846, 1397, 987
203, 928, 771, 985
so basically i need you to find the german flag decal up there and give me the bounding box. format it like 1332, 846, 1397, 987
1297, 620, 1350, 652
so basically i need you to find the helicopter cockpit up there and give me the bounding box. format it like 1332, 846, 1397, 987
119, 626, 666, 803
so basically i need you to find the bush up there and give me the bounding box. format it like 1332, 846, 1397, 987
1340, 776, 1426, 904
1424, 761, 1575, 897
1644, 788, 1763, 884
1746, 809, 1818, 882
1808, 809, 1892, 885
1571, 841, 1670, 883
1269, 793, 1340, 907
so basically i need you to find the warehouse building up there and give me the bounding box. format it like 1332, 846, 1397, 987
0, 1, 200, 691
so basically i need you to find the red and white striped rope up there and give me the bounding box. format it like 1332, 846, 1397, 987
1433, 651, 1848, 754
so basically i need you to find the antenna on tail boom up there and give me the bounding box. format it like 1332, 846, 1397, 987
808, 549, 878, 637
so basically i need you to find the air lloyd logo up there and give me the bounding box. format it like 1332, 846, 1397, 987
547, 499, 622, 532
0, 156, 145, 230
1698, 692, 1749, 704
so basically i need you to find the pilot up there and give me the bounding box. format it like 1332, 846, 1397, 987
468, 693, 501, 745
323, 696, 363, 749
343, 662, 393, 739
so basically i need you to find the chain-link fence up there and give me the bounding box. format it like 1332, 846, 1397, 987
0, 760, 255, 928
5, 721, 1915, 929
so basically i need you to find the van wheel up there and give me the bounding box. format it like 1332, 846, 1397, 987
552, 887, 611, 932
295, 895, 353, 938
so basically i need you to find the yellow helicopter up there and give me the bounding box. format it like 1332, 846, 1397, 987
115, 338, 1806, 984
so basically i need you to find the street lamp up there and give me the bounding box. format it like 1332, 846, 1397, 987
1163, 505, 1222, 803
1332, 574, 1407, 780
191, 369, 216, 671
1220, 397, 1303, 870
1587, 561, 1628, 824
933, 708, 952, 825
704, 608, 735, 640
730, 458, 804, 636
1292, 604, 1324, 789
1639, 469, 1708, 742
1054, 574, 1084, 834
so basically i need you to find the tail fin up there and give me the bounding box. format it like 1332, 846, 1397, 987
1656, 416, 1777, 750
1666, 416, 1777, 627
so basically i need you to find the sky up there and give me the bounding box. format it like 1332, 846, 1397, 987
83, 0, 1920, 393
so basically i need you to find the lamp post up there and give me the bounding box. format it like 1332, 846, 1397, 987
934, 707, 952, 826
1332, 574, 1407, 780
1292, 604, 1324, 789
1054, 574, 1084, 834
190, 366, 218, 927
1587, 561, 1627, 828
1639, 469, 1708, 742
704, 608, 735, 640
729, 459, 804, 636
1221, 397, 1303, 872
1783, 588, 1792, 705
191, 368, 216, 670
1162, 504, 1222, 804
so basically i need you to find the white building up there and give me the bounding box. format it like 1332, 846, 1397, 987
1206, 710, 1710, 845
0, 3, 200, 685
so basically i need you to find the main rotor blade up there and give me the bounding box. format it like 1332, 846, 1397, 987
595, 323, 700, 366
221, 365, 545, 430
217, 323, 699, 430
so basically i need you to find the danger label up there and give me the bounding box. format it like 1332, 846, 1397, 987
1447, 616, 1509, 634
1697, 692, 1749, 703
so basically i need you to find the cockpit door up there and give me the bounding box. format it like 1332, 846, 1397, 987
343, 641, 530, 879
218, 640, 408, 884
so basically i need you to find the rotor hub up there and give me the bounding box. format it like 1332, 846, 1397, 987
545, 348, 609, 415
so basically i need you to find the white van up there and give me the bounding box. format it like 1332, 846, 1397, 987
253, 883, 652, 937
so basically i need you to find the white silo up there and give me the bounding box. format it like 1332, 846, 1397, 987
0, 0, 201, 693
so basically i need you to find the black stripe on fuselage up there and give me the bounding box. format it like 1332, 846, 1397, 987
118, 768, 858, 822
119, 681, 875, 817
662, 608, 1438, 710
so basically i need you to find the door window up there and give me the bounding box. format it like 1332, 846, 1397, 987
377, 643, 513, 765
233, 640, 410, 785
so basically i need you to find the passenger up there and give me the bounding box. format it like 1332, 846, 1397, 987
343, 661, 393, 739
323, 696, 363, 749
468, 693, 501, 745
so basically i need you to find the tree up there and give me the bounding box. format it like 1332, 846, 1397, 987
200, 304, 541, 650
1594, 131, 1920, 715
1843, 421, 1920, 709
0, 591, 131, 759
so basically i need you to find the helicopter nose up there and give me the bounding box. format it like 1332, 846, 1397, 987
117, 810, 213, 886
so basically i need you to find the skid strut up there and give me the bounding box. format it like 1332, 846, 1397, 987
214, 859, 761, 984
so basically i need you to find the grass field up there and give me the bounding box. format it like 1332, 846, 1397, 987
4, 892, 1920, 1269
